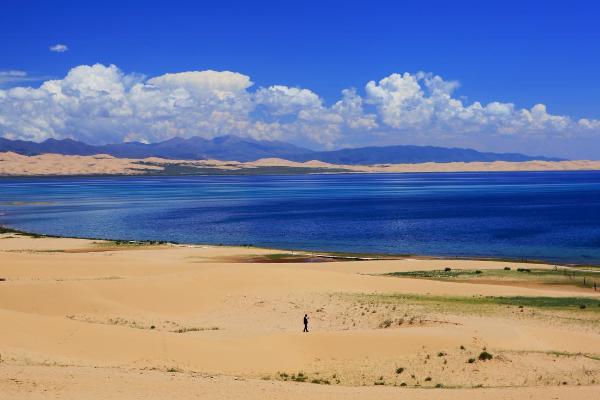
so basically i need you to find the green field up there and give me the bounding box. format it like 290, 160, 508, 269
385, 268, 600, 290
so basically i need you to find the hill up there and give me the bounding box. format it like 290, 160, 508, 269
0, 136, 563, 164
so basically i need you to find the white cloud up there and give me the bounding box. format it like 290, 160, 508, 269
332, 88, 378, 130
0, 70, 27, 79
148, 70, 252, 97
0, 70, 48, 87
255, 85, 322, 115
364, 72, 588, 141
49, 44, 68, 53
0, 70, 26, 86
0, 64, 599, 158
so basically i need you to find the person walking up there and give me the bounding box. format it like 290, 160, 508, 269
303, 314, 309, 332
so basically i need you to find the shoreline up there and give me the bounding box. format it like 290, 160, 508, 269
3, 168, 600, 179
2, 224, 599, 269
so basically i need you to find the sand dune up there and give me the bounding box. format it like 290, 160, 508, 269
1, 234, 599, 398
2, 151, 600, 175
4, 365, 599, 400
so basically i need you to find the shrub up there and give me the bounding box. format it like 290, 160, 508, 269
475, 270, 482, 274
504, 267, 511, 270
395, 367, 404, 374
424, 376, 432, 381
467, 358, 476, 363
580, 304, 587, 309
174, 326, 219, 333
292, 374, 307, 382
478, 351, 493, 361
437, 352, 446, 357
379, 319, 393, 328
460, 345, 465, 350
444, 267, 452, 272
400, 382, 407, 387
435, 383, 443, 388
374, 376, 385, 385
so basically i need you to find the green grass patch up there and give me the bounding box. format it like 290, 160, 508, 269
350, 293, 600, 312
102, 239, 169, 246
263, 253, 296, 260
385, 268, 600, 289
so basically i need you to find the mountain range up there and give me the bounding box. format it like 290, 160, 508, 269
0, 135, 562, 164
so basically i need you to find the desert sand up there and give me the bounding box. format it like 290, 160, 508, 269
2, 151, 600, 176
0, 232, 599, 399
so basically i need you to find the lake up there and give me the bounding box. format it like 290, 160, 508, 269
2, 171, 600, 264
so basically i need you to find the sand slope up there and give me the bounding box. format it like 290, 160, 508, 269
3, 151, 600, 175
1, 234, 599, 398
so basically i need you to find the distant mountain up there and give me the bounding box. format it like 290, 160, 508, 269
288, 145, 561, 164
0, 137, 99, 156
0, 135, 563, 164
0, 135, 313, 162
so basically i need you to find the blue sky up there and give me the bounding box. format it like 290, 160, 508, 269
1, 1, 600, 158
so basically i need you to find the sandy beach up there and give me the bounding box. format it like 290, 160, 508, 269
0, 232, 599, 399
3, 151, 600, 176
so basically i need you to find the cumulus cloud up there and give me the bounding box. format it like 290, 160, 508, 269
148, 70, 252, 97
49, 44, 68, 53
0, 64, 375, 145
255, 85, 322, 115
0, 63, 599, 157
364, 72, 576, 137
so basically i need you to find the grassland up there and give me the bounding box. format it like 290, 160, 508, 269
350, 293, 600, 311
385, 267, 600, 290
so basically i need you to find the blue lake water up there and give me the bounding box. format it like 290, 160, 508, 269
1, 171, 600, 264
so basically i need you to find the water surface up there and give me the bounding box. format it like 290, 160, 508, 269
1, 171, 600, 264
